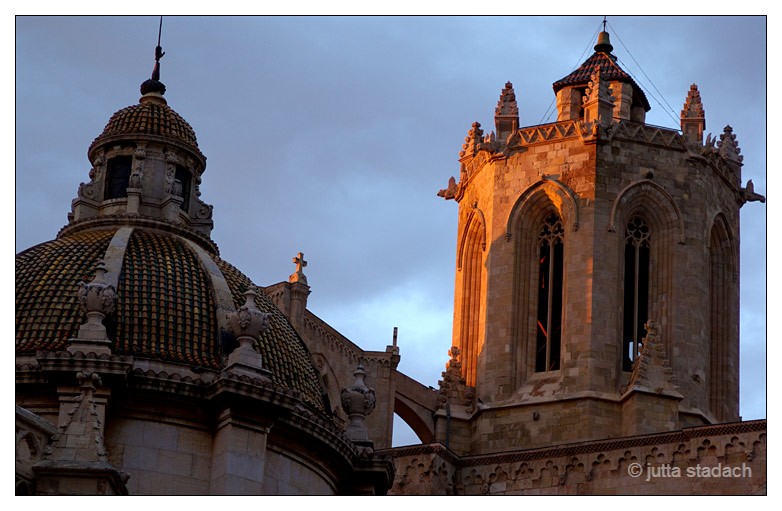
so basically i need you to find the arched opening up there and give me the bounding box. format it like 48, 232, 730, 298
458, 213, 485, 387
104, 155, 132, 200
393, 396, 434, 445
392, 413, 421, 447
709, 215, 738, 422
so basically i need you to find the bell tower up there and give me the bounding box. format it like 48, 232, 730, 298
436, 27, 764, 455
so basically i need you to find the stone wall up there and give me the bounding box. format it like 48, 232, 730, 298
386, 420, 766, 495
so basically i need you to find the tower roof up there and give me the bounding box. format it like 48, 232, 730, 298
552, 31, 651, 112
88, 96, 204, 163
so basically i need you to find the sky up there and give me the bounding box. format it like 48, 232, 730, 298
14, 15, 767, 447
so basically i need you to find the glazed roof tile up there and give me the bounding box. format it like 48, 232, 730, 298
90, 100, 202, 156
16, 227, 326, 413
16, 230, 115, 352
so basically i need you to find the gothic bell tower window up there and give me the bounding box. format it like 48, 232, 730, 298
104, 155, 132, 200
622, 216, 650, 371
535, 213, 564, 372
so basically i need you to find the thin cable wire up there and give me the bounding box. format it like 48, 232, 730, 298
606, 20, 680, 126
539, 20, 604, 125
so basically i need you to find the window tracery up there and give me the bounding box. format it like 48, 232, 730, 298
623, 216, 650, 371
535, 213, 564, 372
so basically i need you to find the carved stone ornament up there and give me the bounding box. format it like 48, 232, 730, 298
622, 319, 680, 396
718, 125, 743, 164
164, 160, 176, 195
583, 68, 613, 106
495, 81, 519, 117
437, 176, 459, 200
340, 364, 376, 443
740, 179, 766, 204
437, 346, 475, 412
225, 287, 271, 344
194, 201, 213, 220
681, 83, 705, 119
78, 260, 117, 317
460, 122, 485, 159
171, 178, 183, 197
129, 168, 143, 189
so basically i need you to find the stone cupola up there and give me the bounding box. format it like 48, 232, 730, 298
68, 41, 214, 240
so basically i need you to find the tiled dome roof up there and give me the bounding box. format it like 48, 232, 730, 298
89, 98, 202, 157
16, 227, 326, 412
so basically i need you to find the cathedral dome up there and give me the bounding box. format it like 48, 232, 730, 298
88, 94, 205, 164
15, 226, 327, 413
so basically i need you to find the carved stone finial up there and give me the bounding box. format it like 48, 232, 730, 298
495, 81, 519, 143
289, 252, 308, 285
68, 261, 116, 353
223, 287, 272, 379
437, 345, 475, 412
341, 364, 376, 445
78, 261, 116, 317
225, 287, 271, 343
622, 319, 680, 396
582, 68, 614, 129
681, 83, 706, 144
42, 371, 107, 463
681, 84, 705, 119
460, 122, 484, 159
718, 125, 743, 164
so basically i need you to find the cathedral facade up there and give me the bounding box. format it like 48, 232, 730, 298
15, 22, 765, 495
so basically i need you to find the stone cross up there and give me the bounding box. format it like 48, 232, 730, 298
293, 252, 307, 273
289, 252, 308, 285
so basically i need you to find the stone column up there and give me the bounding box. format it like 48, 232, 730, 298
209, 408, 272, 495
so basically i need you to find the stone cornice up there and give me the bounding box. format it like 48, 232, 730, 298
57, 214, 219, 255
382, 420, 766, 470
607, 121, 687, 151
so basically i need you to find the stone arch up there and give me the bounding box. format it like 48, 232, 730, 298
394, 396, 435, 444
608, 179, 684, 364
509, 181, 575, 387
608, 179, 684, 243
456, 207, 486, 387
707, 212, 739, 422
506, 177, 579, 238
457, 207, 487, 270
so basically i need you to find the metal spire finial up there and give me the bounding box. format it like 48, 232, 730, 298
140, 16, 167, 96
151, 16, 165, 81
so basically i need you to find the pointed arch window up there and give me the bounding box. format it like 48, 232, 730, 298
623, 216, 650, 371
535, 213, 564, 372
